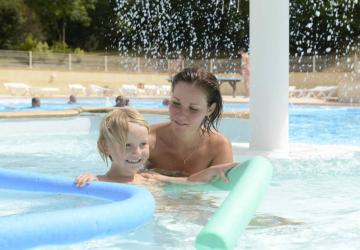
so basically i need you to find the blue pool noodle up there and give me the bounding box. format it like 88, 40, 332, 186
0, 168, 155, 249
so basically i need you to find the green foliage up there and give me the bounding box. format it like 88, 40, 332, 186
35, 41, 50, 52
19, 34, 37, 51
73, 47, 85, 54
25, 0, 96, 44
50, 41, 72, 53
66, 0, 121, 51
19, 34, 50, 52
0, 0, 25, 49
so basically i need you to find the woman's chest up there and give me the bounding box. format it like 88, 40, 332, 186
150, 143, 213, 175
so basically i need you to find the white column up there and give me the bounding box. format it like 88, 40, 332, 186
68, 53, 72, 71
29, 51, 32, 69
249, 0, 289, 152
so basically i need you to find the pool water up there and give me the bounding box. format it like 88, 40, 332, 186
0, 189, 110, 218
0, 97, 248, 112
0, 106, 360, 249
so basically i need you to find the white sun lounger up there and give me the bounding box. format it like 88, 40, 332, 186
159, 85, 171, 95
120, 85, 138, 96
68, 84, 86, 95
3, 82, 31, 96
33, 87, 60, 96
305, 86, 338, 98
88, 84, 114, 96
289, 86, 307, 98
144, 84, 160, 95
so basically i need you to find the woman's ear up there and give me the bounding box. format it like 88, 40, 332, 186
207, 103, 216, 116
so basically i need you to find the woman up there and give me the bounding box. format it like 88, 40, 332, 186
239, 48, 250, 97
146, 68, 233, 181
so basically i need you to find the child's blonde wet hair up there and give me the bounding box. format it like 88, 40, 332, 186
97, 107, 149, 164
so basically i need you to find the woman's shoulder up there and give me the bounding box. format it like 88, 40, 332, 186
206, 130, 231, 148
149, 122, 171, 147
149, 122, 171, 137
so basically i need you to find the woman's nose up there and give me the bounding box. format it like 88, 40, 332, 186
176, 106, 188, 116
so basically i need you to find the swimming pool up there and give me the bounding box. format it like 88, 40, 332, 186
0, 97, 248, 112
1, 106, 360, 249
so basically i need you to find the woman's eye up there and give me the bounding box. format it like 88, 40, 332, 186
125, 143, 131, 148
189, 107, 199, 111
171, 101, 180, 106
140, 142, 148, 147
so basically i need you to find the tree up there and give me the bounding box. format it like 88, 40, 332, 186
25, 0, 96, 46
0, 0, 25, 49
66, 0, 121, 51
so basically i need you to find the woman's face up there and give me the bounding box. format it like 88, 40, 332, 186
169, 81, 213, 133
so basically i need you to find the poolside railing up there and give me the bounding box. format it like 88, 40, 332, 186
0, 50, 358, 74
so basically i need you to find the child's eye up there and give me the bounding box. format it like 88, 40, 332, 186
189, 107, 199, 111
140, 142, 148, 148
125, 143, 131, 148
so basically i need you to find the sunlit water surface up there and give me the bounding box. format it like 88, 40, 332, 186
0, 106, 360, 249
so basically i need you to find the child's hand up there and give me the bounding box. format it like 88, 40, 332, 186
75, 173, 99, 188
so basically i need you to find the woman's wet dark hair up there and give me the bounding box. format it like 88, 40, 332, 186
172, 67, 223, 133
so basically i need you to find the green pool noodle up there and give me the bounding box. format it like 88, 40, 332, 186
195, 156, 273, 250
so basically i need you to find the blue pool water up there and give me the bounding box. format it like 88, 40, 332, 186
0, 105, 360, 249
0, 97, 248, 111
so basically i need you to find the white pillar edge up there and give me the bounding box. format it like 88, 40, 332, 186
249, 0, 289, 152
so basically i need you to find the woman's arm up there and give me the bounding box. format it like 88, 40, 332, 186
141, 162, 238, 184
141, 171, 188, 184
187, 162, 237, 183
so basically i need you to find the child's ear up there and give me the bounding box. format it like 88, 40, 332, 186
100, 139, 109, 155
206, 103, 216, 116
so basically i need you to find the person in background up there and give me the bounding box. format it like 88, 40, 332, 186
162, 98, 170, 106
239, 48, 250, 97
67, 95, 77, 104
168, 57, 183, 80
31, 97, 40, 107
115, 95, 129, 107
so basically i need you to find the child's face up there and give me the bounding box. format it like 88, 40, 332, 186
107, 122, 149, 176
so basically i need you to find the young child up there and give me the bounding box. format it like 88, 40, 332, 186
75, 107, 150, 187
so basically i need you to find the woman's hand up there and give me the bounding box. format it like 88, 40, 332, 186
75, 173, 99, 188
141, 171, 187, 183
187, 162, 237, 183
